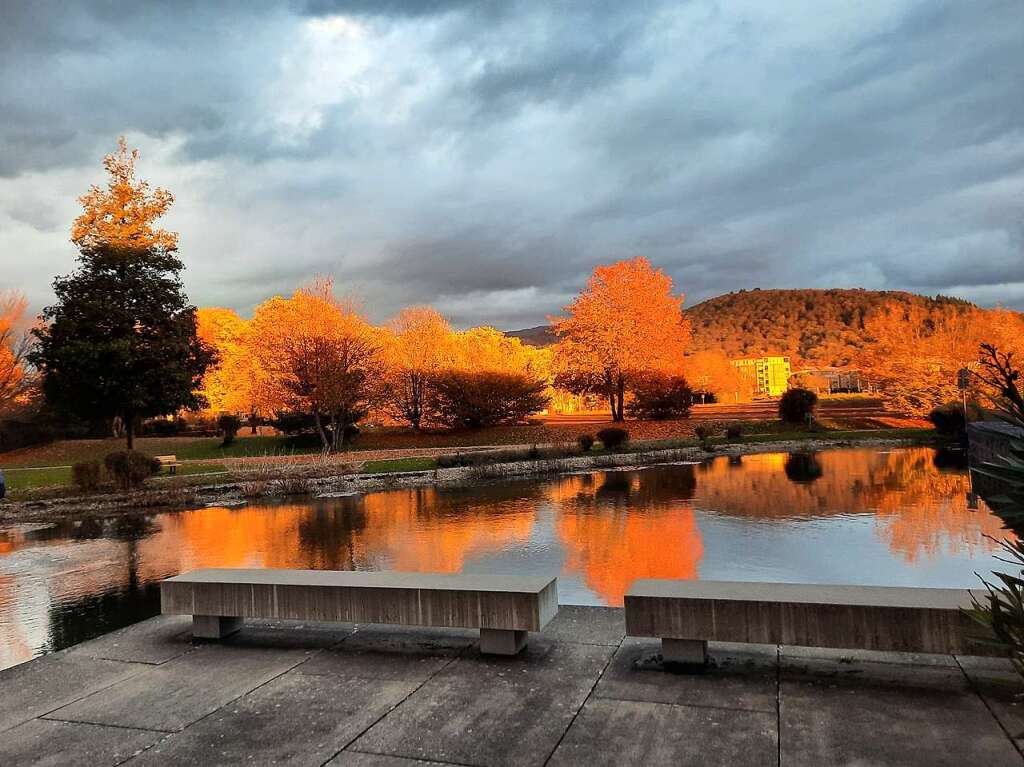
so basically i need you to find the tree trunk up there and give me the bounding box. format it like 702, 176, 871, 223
249, 410, 258, 435
125, 413, 135, 450
312, 408, 330, 452
616, 378, 625, 423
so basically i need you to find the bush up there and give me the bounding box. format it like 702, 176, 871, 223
694, 424, 711, 441
429, 371, 550, 429
217, 414, 242, 446
103, 450, 161, 491
578, 433, 595, 452
928, 401, 983, 441
725, 424, 743, 440
72, 460, 103, 492
141, 417, 184, 437
779, 388, 818, 424
626, 374, 693, 420
597, 427, 629, 449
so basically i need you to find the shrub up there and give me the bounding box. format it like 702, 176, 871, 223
694, 424, 711, 441
72, 460, 103, 492
725, 424, 743, 440
597, 427, 629, 450
779, 388, 818, 424
217, 414, 242, 446
578, 433, 595, 452
141, 417, 184, 437
429, 371, 550, 429
968, 538, 1024, 679
928, 401, 983, 441
103, 450, 161, 491
626, 374, 693, 420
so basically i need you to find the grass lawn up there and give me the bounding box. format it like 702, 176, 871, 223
3, 461, 227, 492
361, 457, 438, 474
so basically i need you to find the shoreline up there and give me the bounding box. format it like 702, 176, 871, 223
0, 435, 931, 524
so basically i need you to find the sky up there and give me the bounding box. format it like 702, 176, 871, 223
1, 0, 1023, 329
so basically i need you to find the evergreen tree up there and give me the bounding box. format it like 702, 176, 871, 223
30, 138, 211, 448
31, 243, 213, 448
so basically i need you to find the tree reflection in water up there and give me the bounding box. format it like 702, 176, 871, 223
0, 446, 1016, 668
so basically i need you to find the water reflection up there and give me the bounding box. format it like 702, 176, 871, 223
0, 446, 1014, 669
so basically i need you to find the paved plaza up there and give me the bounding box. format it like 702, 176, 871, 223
0, 606, 1021, 766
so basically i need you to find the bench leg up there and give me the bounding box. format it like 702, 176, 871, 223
480, 628, 528, 655
192, 615, 243, 640
662, 638, 707, 666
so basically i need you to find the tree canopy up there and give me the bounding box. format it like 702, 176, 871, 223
552, 257, 691, 421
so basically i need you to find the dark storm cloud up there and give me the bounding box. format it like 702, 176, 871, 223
1, 0, 1023, 322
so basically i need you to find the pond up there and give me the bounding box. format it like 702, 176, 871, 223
0, 446, 1013, 670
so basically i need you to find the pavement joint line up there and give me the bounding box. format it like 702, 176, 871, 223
319, 639, 474, 767
1, 663, 152, 737
776, 644, 782, 767
39, 714, 177, 735
954, 653, 1024, 758
540, 631, 624, 767
342, 746, 481, 767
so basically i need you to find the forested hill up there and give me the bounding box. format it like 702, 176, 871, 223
509, 288, 982, 367
684, 288, 975, 366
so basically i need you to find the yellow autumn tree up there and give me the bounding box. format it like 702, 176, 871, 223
195, 307, 265, 426
380, 306, 455, 429
71, 137, 177, 255
552, 257, 691, 421
248, 280, 380, 451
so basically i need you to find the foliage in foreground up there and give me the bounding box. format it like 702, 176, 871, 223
968, 344, 1024, 678
968, 538, 1024, 678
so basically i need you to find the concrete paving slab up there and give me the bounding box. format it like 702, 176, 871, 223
67, 615, 194, 665
446, 634, 614, 682
125, 670, 418, 766
782, 642, 957, 668
547, 698, 777, 767
781, 656, 1021, 766
594, 637, 778, 713
958, 660, 1024, 746
220, 620, 355, 650
0, 653, 141, 734
540, 605, 625, 646
0, 717, 164, 766
352, 641, 612, 767
297, 625, 473, 681
47, 643, 315, 732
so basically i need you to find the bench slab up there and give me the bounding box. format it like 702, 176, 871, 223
625, 579, 994, 658
162, 569, 559, 653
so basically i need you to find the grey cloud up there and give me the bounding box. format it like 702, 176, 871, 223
1, 0, 1022, 327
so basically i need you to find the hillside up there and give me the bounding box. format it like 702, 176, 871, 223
510, 288, 981, 367
684, 288, 975, 367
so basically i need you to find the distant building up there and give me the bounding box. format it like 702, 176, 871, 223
731, 356, 791, 397
792, 367, 865, 393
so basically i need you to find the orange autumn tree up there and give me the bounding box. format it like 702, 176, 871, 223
72, 136, 177, 255
0, 290, 35, 415
380, 306, 455, 430
552, 257, 691, 421
684, 350, 754, 403
248, 280, 380, 451
859, 302, 1024, 415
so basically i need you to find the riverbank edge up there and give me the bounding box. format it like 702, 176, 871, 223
0, 435, 931, 523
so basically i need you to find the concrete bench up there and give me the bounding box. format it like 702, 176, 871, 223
161, 568, 558, 655
155, 455, 180, 474
624, 579, 994, 665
